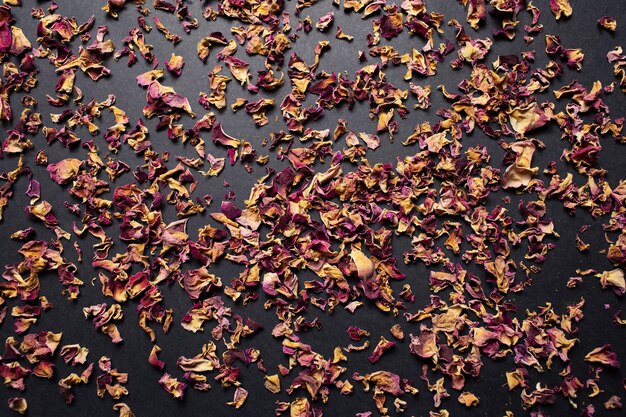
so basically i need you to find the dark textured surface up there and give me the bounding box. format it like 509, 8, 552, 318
0, 1, 625, 416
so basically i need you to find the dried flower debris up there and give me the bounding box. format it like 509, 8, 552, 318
0, 1, 625, 416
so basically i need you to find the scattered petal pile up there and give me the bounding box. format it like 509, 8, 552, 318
0, 1, 624, 417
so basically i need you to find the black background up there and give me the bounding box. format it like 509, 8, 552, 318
1, 1, 625, 416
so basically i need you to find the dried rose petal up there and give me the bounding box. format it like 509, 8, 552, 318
585, 345, 621, 368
